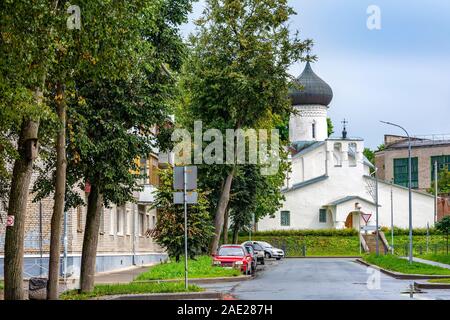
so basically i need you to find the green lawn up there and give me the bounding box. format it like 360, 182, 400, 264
363, 254, 450, 275
428, 278, 450, 284
60, 282, 202, 300
418, 254, 450, 266
135, 256, 241, 281
243, 235, 361, 256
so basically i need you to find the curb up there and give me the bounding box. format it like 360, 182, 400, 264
134, 275, 252, 284
356, 259, 450, 280
286, 256, 362, 259
99, 291, 224, 300
414, 281, 450, 290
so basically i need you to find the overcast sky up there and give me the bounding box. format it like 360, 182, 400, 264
180, 0, 450, 149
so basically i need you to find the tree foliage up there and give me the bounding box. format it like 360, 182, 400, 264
151, 168, 214, 261
435, 216, 450, 254
428, 168, 450, 196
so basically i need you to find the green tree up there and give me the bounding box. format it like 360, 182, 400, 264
327, 118, 334, 137
363, 148, 375, 165
0, 0, 58, 300
151, 168, 214, 260
435, 216, 450, 254
428, 168, 450, 195
181, 0, 312, 253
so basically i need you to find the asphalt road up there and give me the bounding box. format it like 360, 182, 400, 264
202, 258, 450, 300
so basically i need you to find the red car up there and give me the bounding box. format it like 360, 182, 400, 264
212, 245, 254, 275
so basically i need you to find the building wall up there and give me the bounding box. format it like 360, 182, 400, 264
376, 145, 450, 191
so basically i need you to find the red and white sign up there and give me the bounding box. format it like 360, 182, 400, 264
361, 213, 372, 224
6, 215, 15, 227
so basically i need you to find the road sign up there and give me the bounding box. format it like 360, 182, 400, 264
361, 225, 379, 232
361, 213, 372, 224
173, 191, 198, 204
6, 215, 15, 227
173, 166, 197, 190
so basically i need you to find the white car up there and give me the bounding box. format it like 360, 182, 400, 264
253, 241, 285, 260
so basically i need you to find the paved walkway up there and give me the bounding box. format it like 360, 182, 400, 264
95, 266, 151, 284
409, 257, 450, 270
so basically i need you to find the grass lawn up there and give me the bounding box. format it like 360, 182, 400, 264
428, 278, 450, 284
363, 254, 450, 275
135, 256, 241, 281
243, 235, 361, 256
60, 282, 202, 300
418, 254, 450, 266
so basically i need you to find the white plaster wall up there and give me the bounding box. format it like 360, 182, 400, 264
289, 104, 328, 142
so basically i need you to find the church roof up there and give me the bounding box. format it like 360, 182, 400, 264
325, 195, 379, 207
282, 174, 328, 193
289, 61, 333, 106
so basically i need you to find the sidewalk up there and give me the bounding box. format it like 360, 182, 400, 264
95, 266, 151, 284
404, 257, 450, 270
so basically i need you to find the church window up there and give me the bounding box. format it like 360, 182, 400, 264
280, 211, 290, 226
312, 122, 316, 139
431, 155, 450, 179
319, 209, 327, 223
393, 157, 418, 189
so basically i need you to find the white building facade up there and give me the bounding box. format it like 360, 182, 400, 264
258, 62, 434, 231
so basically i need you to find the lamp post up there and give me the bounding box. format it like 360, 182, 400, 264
374, 167, 379, 256
380, 121, 413, 264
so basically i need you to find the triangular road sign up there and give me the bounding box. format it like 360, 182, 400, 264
361, 213, 372, 224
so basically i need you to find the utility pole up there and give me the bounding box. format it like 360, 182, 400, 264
375, 168, 379, 256
390, 180, 394, 254
381, 121, 413, 264
434, 161, 438, 223
183, 166, 188, 290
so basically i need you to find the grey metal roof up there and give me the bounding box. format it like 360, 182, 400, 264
325, 195, 379, 207
289, 61, 333, 106
363, 175, 434, 198
282, 174, 328, 193
387, 139, 450, 149
291, 141, 325, 159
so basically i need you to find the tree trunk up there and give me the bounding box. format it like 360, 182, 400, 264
232, 223, 239, 244
4, 119, 40, 300
47, 83, 67, 300
209, 167, 235, 254
222, 204, 230, 244
79, 183, 103, 293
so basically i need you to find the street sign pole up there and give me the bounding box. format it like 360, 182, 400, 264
183, 166, 188, 290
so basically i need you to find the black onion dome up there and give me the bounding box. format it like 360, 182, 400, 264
289, 61, 333, 106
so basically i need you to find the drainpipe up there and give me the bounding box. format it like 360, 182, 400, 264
63, 209, 68, 282
132, 204, 136, 265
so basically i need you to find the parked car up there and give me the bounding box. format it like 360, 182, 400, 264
241, 241, 265, 265
253, 241, 285, 260
243, 245, 258, 273
212, 245, 254, 275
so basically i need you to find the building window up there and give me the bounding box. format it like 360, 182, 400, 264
149, 155, 159, 186
116, 206, 125, 235
77, 206, 83, 232
319, 209, 327, 223
99, 207, 105, 235
280, 211, 290, 226
393, 157, 418, 188
431, 155, 450, 179
138, 205, 146, 236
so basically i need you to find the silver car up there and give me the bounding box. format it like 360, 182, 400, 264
242, 241, 265, 265
254, 241, 285, 260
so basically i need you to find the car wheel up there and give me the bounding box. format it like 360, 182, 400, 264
265, 253, 270, 259
260, 259, 265, 265
276, 257, 281, 260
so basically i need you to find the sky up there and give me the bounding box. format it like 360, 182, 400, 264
180, 0, 450, 149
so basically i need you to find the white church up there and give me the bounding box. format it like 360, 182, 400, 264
257, 62, 435, 231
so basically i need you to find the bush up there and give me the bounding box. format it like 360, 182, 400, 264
241, 229, 358, 237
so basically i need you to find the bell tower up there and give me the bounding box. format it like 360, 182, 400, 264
289, 61, 333, 143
